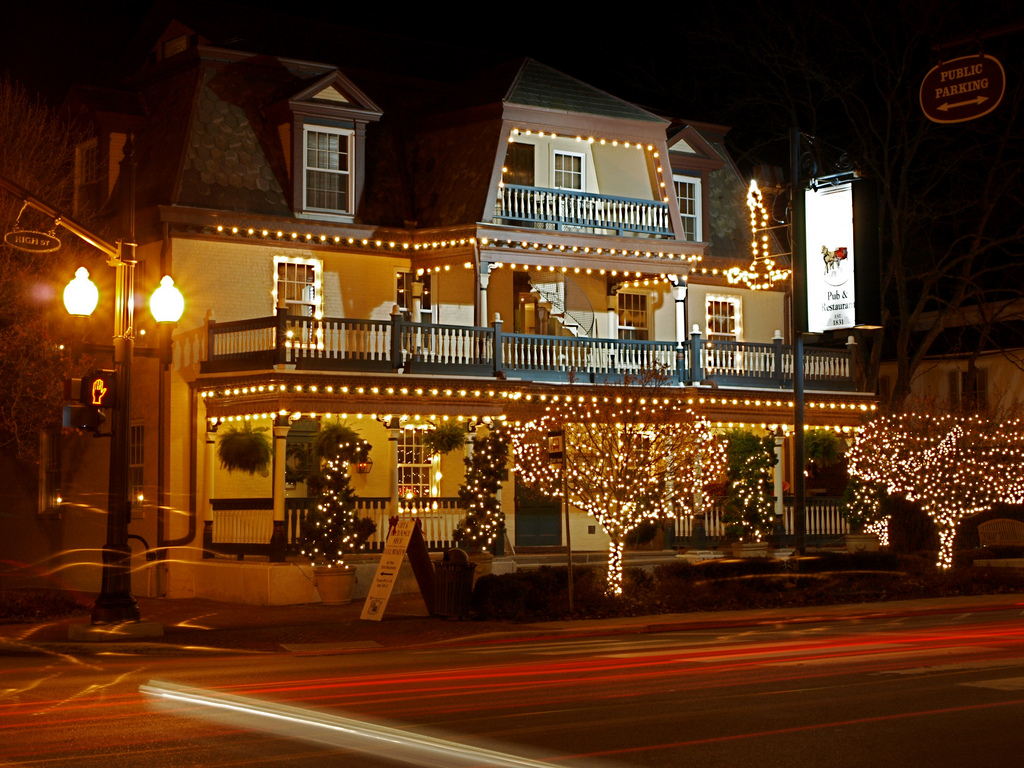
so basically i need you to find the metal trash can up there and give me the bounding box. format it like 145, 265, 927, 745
433, 557, 477, 618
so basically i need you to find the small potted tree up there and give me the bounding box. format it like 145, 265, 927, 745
300, 422, 376, 604
722, 429, 776, 557
452, 430, 509, 577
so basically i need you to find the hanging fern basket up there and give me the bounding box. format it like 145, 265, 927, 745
217, 423, 273, 476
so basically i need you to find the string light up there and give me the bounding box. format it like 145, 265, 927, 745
725, 181, 792, 290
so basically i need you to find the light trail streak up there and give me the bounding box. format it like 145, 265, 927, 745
141, 680, 578, 768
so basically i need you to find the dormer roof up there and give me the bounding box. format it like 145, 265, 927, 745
268, 69, 383, 123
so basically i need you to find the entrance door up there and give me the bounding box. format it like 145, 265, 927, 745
515, 479, 562, 547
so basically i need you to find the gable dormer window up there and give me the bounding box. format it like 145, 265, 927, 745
304, 126, 352, 214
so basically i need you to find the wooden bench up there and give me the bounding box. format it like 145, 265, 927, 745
977, 518, 1024, 547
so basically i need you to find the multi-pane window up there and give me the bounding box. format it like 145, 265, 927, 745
397, 430, 432, 499
706, 296, 741, 341
304, 127, 351, 213
38, 428, 61, 514
553, 151, 584, 191
396, 272, 432, 319
617, 292, 649, 341
673, 176, 701, 242
951, 369, 989, 412
276, 260, 319, 317
75, 140, 101, 216
129, 424, 144, 516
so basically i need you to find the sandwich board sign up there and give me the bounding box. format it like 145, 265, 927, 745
360, 518, 434, 621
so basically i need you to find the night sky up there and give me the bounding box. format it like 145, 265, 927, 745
3, 0, 1021, 172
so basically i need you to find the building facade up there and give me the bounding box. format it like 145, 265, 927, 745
9, 23, 875, 604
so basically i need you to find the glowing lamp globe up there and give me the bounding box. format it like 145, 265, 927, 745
63, 267, 99, 317
150, 275, 185, 324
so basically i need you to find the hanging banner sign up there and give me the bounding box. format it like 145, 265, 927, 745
4, 229, 61, 252
920, 54, 1005, 124
805, 183, 856, 333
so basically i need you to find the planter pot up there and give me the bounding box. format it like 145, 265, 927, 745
729, 542, 770, 558
314, 566, 356, 605
845, 533, 881, 553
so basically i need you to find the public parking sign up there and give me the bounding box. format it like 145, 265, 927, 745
920, 54, 1005, 124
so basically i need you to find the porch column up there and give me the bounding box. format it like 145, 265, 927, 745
389, 427, 401, 517
606, 294, 618, 339
773, 431, 786, 546
477, 265, 491, 327
270, 419, 290, 562
672, 278, 688, 346
202, 425, 217, 558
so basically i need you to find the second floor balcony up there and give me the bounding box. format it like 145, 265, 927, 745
494, 185, 673, 238
201, 310, 859, 392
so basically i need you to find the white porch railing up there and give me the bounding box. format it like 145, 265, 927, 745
496, 185, 672, 236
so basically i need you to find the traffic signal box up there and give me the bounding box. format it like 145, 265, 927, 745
63, 370, 117, 432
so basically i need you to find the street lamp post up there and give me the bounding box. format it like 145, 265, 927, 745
1, 138, 183, 628
61, 139, 184, 624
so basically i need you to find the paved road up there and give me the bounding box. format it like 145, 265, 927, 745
3, 604, 1024, 766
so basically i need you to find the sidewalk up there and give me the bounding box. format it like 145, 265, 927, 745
2, 591, 1022, 656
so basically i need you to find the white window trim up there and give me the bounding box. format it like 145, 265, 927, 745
552, 149, 586, 192
302, 125, 354, 216
273, 256, 323, 319
673, 174, 702, 242
396, 269, 435, 323
397, 428, 434, 499
705, 294, 742, 341
617, 289, 652, 340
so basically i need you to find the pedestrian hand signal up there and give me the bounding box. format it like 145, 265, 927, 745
82, 370, 116, 409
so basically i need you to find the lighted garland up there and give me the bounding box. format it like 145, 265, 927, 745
725, 181, 791, 291
848, 412, 1024, 568
508, 378, 726, 595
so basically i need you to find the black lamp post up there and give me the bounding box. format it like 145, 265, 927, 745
61, 138, 184, 624
3, 138, 183, 627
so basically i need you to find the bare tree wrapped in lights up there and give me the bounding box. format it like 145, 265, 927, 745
848, 411, 1024, 568
509, 376, 726, 594
453, 430, 509, 551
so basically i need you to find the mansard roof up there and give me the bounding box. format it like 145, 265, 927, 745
504, 58, 665, 124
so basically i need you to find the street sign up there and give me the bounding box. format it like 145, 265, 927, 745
920, 54, 1005, 124
4, 229, 61, 252
547, 430, 564, 467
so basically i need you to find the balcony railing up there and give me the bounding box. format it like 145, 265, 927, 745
495, 185, 672, 237
201, 310, 858, 391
